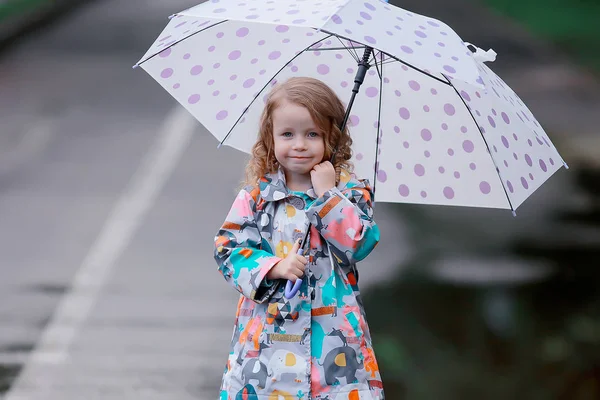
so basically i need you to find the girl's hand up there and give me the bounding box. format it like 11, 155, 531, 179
266, 240, 307, 282
311, 161, 336, 197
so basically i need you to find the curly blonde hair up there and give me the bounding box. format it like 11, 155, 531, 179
244, 77, 353, 187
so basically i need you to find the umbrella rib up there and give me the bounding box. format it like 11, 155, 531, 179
218, 34, 336, 148
447, 79, 516, 212
136, 19, 228, 67
373, 53, 384, 198
334, 36, 360, 63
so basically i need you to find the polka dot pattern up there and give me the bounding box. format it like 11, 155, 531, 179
451, 60, 564, 208
139, 1, 563, 210
138, 0, 483, 87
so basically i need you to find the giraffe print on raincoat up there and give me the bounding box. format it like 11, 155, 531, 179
214, 168, 385, 400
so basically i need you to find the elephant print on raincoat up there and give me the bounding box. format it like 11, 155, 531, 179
214, 168, 385, 399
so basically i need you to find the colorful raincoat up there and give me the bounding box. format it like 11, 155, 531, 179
214, 168, 385, 400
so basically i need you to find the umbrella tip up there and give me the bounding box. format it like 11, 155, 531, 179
217, 142, 223, 149
132, 64, 139, 69
563, 162, 570, 170
168, 14, 176, 20
512, 210, 517, 217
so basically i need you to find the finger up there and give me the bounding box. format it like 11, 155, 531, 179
291, 239, 302, 254
294, 255, 308, 265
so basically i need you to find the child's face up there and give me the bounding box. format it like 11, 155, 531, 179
272, 99, 326, 181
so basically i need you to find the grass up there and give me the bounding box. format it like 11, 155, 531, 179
0, 0, 50, 22
482, 0, 600, 72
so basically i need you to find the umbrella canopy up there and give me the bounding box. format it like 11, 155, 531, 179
136, 0, 566, 211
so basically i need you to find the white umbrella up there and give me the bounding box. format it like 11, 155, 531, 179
135, 0, 566, 213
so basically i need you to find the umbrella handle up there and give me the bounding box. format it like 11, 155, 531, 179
284, 248, 305, 299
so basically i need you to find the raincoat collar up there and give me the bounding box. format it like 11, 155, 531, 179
258, 166, 356, 203
258, 167, 318, 202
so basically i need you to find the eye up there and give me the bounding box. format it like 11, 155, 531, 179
282, 131, 293, 138
308, 131, 320, 138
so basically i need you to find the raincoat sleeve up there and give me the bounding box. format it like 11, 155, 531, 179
306, 178, 380, 266
214, 188, 282, 303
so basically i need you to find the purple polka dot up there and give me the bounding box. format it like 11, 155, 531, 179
431, 88, 438, 95
331, 14, 343, 24
461, 126, 468, 133
161, 68, 173, 78
251, 58, 258, 64
424, 151, 431, 158
443, 187, 455, 199
364, 36, 376, 44
480, 181, 491, 194
212, 90, 219, 96
365, 87, 378, 97
521, 177, 529, 189
460, 90, 471, 101
394, 126, 400, 133
258, 40, 266, 45
441, 123, 448, 130
243, 78, 255, 88
236, 27, 249, 37
423, 105, 430, 112
208, 46, 215, 52
414, 164, 425, 176
360, 11, 372, 20
230, 94, 237, 100
173, 83, 180, 89
216, 32, 224, 38
454, 171, 461, 179
421, 129, 432, 141
507, 180, 514, 193
396, 162, 402, 169
229, 50, 241, 60
488, 116, 496, 128
529, 173, 534, 181
439, 166, 445, 173
403, 141, 410, 149
214, 8, 226, 13
525, 154, 533, 167
276, 25, 289, 33
286, 9, 299, 14
230, 74, 237, 81
159, 48, 171, 58
462, 140, 474, 153
443, 65, 456, 73
213, 62, 220, 69
501, 112, 510, 124
401, 46, 413, 54
349, 115, 359, 126
550, 158, 555, 166
470, 163, 476, 170
415, 30, 427, 38
409, 80, 420, 91
377, 170, 387, 182
399, 108, 410, 120
317, 64, 329, 74
398, 184, 410, 197
184, 53, 191, 59
190, 65, 203, 75
365, 2, 376, 11
269, 51, 281, 60
444, 103, 455, 116
448, 148, 454, 156
501, 136, 510, 148
216, 110, 228, 120
539, 159, 548, 172
188, 94, 200, 104
420, 191, 427, 198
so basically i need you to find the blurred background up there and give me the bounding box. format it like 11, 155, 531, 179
0, 0, 598, 399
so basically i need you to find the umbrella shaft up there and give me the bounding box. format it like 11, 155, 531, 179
335, 46, 373, 162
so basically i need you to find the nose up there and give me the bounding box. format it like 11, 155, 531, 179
292, 136, 307, 151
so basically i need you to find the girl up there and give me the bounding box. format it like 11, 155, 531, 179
214, 77, 384, 400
